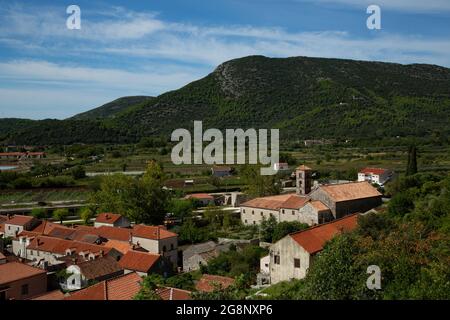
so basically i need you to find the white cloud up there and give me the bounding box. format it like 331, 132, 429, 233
297, 0, 450, 12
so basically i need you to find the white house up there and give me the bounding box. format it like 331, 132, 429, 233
358, 167, 392, 186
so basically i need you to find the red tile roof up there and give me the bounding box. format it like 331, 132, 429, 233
132, 225, 177, 240
296, 165, 312, 171
30, 290, 65, 300
319, 181, 382, 202
242, 194, 308, 210
26, 235, 113, 256
31, 221, 73, 236
308, 200, 330, 212
359, 167, 389, 175
95, 213, 123, 224
119, 251, 160, 273
0, 262, 46, 284
65, 272, 142, 300
156, 287, 191, 300
195, 274, 235, 292
5, 215, 35, 226
103, 239, 134, 254
185, 193, 214, 200
290, 214, 359, 254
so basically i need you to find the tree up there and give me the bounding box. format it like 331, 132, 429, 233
31, 208, 47, 219
260, 215, 278, 242
71, 166, 86, 179
53, 208, 69, 224
272, 221, 309, 242
169, 199, 193, 222
241, 165, 281, 197
90, 161, 170, 224
388, 192, 414, 217
134, 275, 162, 300
79, 207, 95, 225
406, 145, 418, 176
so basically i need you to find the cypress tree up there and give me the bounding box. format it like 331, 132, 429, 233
406, 145, 418, 176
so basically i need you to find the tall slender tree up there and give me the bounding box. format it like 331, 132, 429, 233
406, 145, 418, 176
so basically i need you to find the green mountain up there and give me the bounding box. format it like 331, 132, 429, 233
2, 55, 450, 145
70, 96, 154, 120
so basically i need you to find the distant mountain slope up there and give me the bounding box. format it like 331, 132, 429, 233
2, 55, 450, 145
70, 96, 154, 120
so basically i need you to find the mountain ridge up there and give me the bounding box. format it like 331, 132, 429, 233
2, 55, 450, 145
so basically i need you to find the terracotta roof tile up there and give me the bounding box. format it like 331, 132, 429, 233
103, 239, 134, 254
319, 181, 382, 202
309, 200, 330, 212
0, 262, 46, 284
185, 193, 214, 200
195, 274, 235, 292
290, 214, 359, 254
296, 165, 312, 170
118, 251, 160, 273
242, 194, 308, 210
27, 235, 113, 256
95, 213, 123, 224
359, 167, 389, 175
5, 215, 35, 226
65, 272, 142, 300
132, 225, 177, 240
30, 290, 65, 300
156, 287, 191, 300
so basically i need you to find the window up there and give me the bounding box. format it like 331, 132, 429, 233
253, 221, 255, 225
274, 255, 280, 265
170, 244, 174, 250
162, 245, 167, 252
8, 226, 11, 230
252, 210, 254, 215
294, 258, 300, 268
21, 284, 29, 295
260, 212, 263, 216
282, 209, 285, 214
292, 210, 295, 215
244, 219, 248, 224
243, 209, 246, 213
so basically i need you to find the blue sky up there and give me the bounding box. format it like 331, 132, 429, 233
0, 0, 449, 119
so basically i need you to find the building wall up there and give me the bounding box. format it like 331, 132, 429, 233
269, 236, 311, 284
132, 236, 178, 267
309, 189, 337, 217
3, 272, 47, 300
183, 254, 207, 272
260, 255, 270, 274
279, 208, 301, 223
240, 207, 279, 225
334, 196, 382, 218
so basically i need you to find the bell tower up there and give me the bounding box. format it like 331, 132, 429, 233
296, 165, 312, 195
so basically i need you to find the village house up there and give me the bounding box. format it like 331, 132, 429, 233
0, 261, 48, 300
3, 215, 40, 238
358, 167, 393, 186
61, 256, 123, 291
12, 234, 122, 268
182, 241, 230, 272
131, 225, 178, 267
184, 193, 215, 206
119, 250, 171, 277
240, 165, 382, 225
266, 214, 359, 284
94, 213, 131, 228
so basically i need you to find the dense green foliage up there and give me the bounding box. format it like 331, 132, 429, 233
70, 96, 154, 120
90, 161, 170, 224
3, 56, 450, 144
